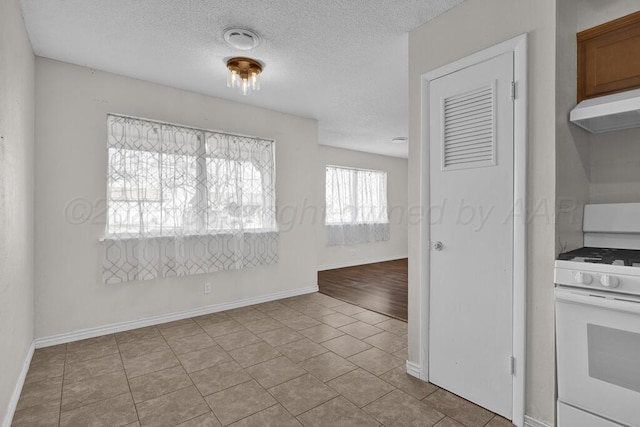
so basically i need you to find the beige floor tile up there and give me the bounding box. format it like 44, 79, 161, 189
136, 385, 210, 427
299, 324, 345, 343
157, 318, 197, 330
363, 389, 444, 427
279, 315, 321, 331
61, 370, 130, 411
189, 360, 252, 396
321, 334, 372, 358
201, 320, 246, 338
124, 349, 180, 378
60, 392, 138, 427
228, 404, 301, 427
159, 321, 204, 341
227, 309, 269, 324
206, 380, 277, 425
115, 326, 161, 344
379, 366, 438, 400
258, 328, 303, 347
485, 415, 516, 427
332, 303, 367, 316
63, 352, 123, 384
364, 331, 407, 353
16, 376, 62, 411
245, 356, 307, 389
276, 339, 328, 363
177, 412, 222, 426
299, 352, 357, 382
339, 322, 383, 340
319, 313, 358, 328
193, 312, 232, 328
229, 342, 281, 368
348, 347, 404, 376
313, 295, 346, 309
303, 305, 337, 319
267, 307, 303, 321
11, 399, 60, 427
253, 300, 288, 313
297, 396, 380, 427
24, 353, 65, 384
167, 332, 216, 355
125, 422, 141, 427
214, 330, 263, 351
435, 417, 466, 427
423, 390, 494, 427
31, 345, 66, 363
351, 311, 390, 325
243, 318, 284, 334
129, 365, 192, 403
268, 374, 338, 416
177, 345, 232, 373
119, 334, 170, 359
376, 318, 408, 335
327, 369, 395, 408
65, 335, 119, 363
394, 346, 409, 360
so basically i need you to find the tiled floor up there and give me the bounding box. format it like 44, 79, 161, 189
13, 292, 514, 427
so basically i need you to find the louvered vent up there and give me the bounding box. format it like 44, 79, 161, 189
442, 84, 496, 170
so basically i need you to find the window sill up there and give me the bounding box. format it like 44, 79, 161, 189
100, 229, 278, 242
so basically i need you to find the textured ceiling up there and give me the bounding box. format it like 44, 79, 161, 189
20, 0, 463, 158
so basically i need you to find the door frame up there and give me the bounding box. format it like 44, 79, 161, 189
415, 33, 527, 427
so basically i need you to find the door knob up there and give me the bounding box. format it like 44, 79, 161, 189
434, 241, 443, 251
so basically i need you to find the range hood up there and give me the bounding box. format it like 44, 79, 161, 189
570, 87, 640, 134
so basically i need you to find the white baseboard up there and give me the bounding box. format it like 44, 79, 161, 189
35, 285, 318, 348
318, 254, 408, 271
405, 361, 422, 379
524, 415, 553, 427
2, 342, 35, 427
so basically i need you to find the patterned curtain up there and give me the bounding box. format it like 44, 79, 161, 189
103, 114, 278, 284
325, 166, 390, 246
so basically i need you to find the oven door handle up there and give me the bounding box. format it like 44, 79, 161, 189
555, 288, 640, 314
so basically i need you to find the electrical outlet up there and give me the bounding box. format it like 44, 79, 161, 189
204, 282, 212, 294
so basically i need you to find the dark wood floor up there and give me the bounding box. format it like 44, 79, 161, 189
318, 258, 408, 321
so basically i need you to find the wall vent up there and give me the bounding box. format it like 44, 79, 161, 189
442, 83, 496, 170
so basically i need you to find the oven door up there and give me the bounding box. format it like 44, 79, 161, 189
556, 288, 640, 427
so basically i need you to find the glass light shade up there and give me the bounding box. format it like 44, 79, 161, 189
226, 57, 262, 96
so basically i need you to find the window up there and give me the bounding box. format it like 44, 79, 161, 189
103, 114, 278, 284
325, 166, 390, 246
106, 115, 277, 236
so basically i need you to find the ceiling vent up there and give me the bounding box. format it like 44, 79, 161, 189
224, 28, 261, 51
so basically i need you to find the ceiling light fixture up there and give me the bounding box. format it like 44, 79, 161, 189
390, 137, 408, 144
226, 57, 263, 96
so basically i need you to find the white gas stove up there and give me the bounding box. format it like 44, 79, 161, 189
555, 203, 640, 427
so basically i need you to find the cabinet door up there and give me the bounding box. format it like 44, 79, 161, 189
578, 11, 640, 102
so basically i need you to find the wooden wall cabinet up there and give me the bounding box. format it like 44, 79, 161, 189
578, 11, 640, 103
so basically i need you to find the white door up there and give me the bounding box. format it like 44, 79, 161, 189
428, 51, 514, 418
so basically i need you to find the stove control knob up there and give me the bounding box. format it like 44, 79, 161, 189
574, 272, 592, 285
600, 274, 619, 289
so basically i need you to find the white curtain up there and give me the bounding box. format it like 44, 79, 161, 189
103, 114, 278, 284
325, 166, 390, 246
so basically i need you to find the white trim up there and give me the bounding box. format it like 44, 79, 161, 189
35, 285, 318, 348
318, 254, 408, 271
419, 33, 528, 427
405, 361, 422, 378
2, 342, 35, 427
524, 415, 553, 427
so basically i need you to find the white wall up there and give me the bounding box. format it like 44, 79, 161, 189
577, 0, 640, 32
316, 145, 408, 270
408, 0, 557, 424
556, 0, 590, 254
34, 58, 318, 339
0, 0, 35, 423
